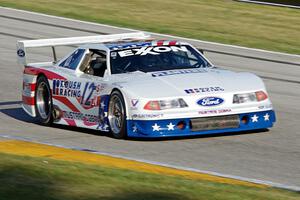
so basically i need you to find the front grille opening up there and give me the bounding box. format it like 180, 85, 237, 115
190, 115, 240, 132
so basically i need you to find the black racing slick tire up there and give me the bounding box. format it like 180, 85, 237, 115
108, 90, 127, 139
35, 75, 53, 125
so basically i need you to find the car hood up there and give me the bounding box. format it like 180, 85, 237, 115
111, 68, 265, 98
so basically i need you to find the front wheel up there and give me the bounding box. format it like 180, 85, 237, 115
108, 91, 127, 139
35, 75, 53, 125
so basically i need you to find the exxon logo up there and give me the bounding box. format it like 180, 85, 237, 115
197, 97, 224, 106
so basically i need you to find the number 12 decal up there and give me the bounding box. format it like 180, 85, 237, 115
81, 82, 95, 106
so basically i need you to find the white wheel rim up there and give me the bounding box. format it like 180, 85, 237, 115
36, 82, 51, 120
108, 95, 124, 134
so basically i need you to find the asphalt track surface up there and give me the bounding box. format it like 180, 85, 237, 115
0, 7, 300, 190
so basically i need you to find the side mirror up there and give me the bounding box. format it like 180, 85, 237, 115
197, 48, 204, 54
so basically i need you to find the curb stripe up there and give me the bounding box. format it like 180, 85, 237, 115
0, 134, 299, 191
0, 139, 264, 188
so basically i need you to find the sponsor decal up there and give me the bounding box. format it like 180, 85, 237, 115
131, 99, 139, 107
109, 42, 151, 50
152, 68, 208, 77
52, 79, 81, 97
185, 87, 224, 94
62, 111, 98, 123
79, 82, 106, 109
53, 79, 106, 109
118, 46, 188, 57
17, 49, 25, 57
197, 97, 224, 106
132, 113, 163, 119
62, 94, 110, 131
198, 109, 231, 115
258, 104, 273, 110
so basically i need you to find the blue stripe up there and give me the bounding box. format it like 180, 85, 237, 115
126, 110, 276, 138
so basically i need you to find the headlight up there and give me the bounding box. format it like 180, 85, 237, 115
233, 91, 268, 104
144, 98, 188, 110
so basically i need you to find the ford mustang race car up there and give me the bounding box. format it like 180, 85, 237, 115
17, 32, 276, 139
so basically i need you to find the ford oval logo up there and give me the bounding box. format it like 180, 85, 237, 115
197, 97, 224, 106
17, 49, 25, 57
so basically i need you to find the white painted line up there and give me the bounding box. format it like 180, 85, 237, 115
0, 134, 299, 192
1, 6, 300, 58
238, 0, 300, 9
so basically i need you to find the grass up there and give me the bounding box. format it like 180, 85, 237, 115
0, 152, 299, 200
0, 0, 299, 54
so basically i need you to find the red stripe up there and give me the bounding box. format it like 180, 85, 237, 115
24, 66, 66, 80
24, 67, 39, 75
64, 119, 77, 126
169, 40, 177, 45
23, 82, 36, 91
22, 95, 35, 105
157, 40, 164, 46
30, 83, 36, 91
53, 96, 80, 113
83, 118, 97, 127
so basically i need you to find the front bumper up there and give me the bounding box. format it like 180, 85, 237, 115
126, 110, 276, 138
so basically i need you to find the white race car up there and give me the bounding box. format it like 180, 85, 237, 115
18, 32, 276, 139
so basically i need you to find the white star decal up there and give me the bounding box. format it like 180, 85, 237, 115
102, 123, 109, 130
152, 123, 161, 131
132, 125, 138, 132
100, 101, 106, 109
264, 113, 270, 121
251, 114, 259, 122
167, 122, 175, 131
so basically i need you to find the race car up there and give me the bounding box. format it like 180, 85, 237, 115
17, 32, 276, 139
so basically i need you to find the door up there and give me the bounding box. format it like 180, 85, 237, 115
52, 48, 110, 131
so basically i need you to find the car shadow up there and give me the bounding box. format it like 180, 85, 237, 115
128, 129, 270, 142
51, 123, 269, 142
0, 100, 269, 141
0, 101, 37, 123
0, 101, 23, 106
0, 100, 107, 137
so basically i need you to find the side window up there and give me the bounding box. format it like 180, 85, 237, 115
172, 51, 191, 66
59, 49, 85, 70
80, 49, 107, 77
185, 50, 198, 66
172, 48, 205, 67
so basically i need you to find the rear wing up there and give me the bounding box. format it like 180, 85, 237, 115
16, 32, 151, 65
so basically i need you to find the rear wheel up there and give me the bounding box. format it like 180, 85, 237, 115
108, 91, 127, 139
35, 75, 53, 125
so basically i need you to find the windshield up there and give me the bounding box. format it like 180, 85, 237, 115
110, 45, 211, 74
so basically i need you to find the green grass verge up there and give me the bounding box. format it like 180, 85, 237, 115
0, 0, 299, 54
0, 152, 299, 200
